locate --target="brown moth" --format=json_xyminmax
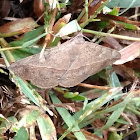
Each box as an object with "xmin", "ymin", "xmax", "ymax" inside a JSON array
[{"xmin": 9, "ymin": 36, "xmax": 121, "ymax": 88}]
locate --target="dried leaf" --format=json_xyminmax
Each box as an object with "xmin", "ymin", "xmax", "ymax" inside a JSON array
[
  {"xmin": 52, "ymin": 13, "xmax": 72, "ymax": 35},
  {"xmin": 79, "ymin": 0, "xmax": 104, "ymax": 23},
  {"xmin": 55, "ymin": 20, "xmax": 81, "ymax": 37},
  {"xmin": 0, "ymin": 0, "xmax": 11, "ymax": 18},
  {"xmin": 0, "ymin": 18, "xmax": 38, "ymax": 34},
  {"xmin": 47, "ymin": 13, "xmax": 71, "ymax": 46},
  {"xmin": 37, "ymin": 114, "xmax": 57, "ymax": 140},
  {"xmin": 114, "ymin": 65, "xmax": 135, "ymax": 82},
  {"xmin": 114, "ymin": 41, "xmax": 140, "ymax": 65},
  {"xmin": 33, "ymin": 0, "xmax": 48, "ymax": 23},
  {"xmin": 9, "ymin": 36, "xmax": 121, "ymax": 88},
  {"xmin": 103, "ymin": 36, "xmax": 123, "ymax": 50}
]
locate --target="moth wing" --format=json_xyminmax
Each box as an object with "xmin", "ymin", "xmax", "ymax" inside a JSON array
[
  {"xmin": 59, "ymin": 42, "xmax": 120, "ymax": 87},
  {"xmin": 9, "ymin": 40, "xmax": 80, "ymax": 88}
]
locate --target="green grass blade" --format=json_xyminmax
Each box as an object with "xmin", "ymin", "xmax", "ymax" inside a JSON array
[
  {"xmin": 49, "ymin": 91, "xmax": 86, "ymax": 140},
  {"xmin": 37, "ymin": 115, "xmax": 57, "ymax": 140},
  {"xmin": 95, "ymin": 91, "xmax": 134, "ymax": 133},
  {"xmin": 73, "ymin": 87, "xmax": 121, "ymax": 120},
  {"xmin": 26, "ymin": 110, "xmax": 40, "ymax": 127},
  {"xmin": 14, "ymin": 127, "xmax": 28, "ymax": 140},
  {"xmin": 13, "ymin": 76, "xmax": 40, "ymax": 106},
  {"xmin": 10, "ymin": 26, "xmax": 44, "ymax": 47},
  {"xmin": 58, "ymin": 88, "xmax": 121, "ymax": 139},
  {"xmin": 22, "ymin": 32, "xmax": 47, "ymax": 48},
  {"xmin": 85, "ymin": 0, "xmax": 88, "ymax": 20},
  {"xmin": 107, "ymin": 67, "xmax": 122, "ymax": 100}
]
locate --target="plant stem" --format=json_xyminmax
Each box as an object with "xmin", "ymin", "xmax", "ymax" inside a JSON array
[
  {"xmin": 0, "ymin": 38, "xmax": 15, "ymax": 63},
  {"xmin": 126, "ymin": 106, "xmax": 140, "ymax": 116},
  {"xmin": 80, "ymin": 0, "xmax": 109, "ymax": 28},
  {"xmin": 82, "ymin": 29, "xmax": 140, "ymax": 41},
  {"xmin": 0, "ymin": 46, "xmax": 22, "ymax": 52}
]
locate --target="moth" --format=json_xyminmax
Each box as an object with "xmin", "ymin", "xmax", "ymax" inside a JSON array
[{"xmin": 9, "ymin": 36, "xmax": 121, "ymax": 88}]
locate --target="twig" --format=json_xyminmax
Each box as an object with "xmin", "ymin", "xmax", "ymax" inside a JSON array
[{"xmin": 78, "ymin": 83, "xmax": 112, "ymax": 90}]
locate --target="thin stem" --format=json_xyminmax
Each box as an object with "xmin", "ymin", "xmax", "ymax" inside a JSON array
[
  {"xmin": 85, "ymin": 0, "xmax": 88, "ymax": 21},
  {"xmin": 0, "ymin": 46, "xmax": 22, "ymax": 52},
  {"xmin": 78, "ymin": 83, "xmax": 112, "ymax": 90},
  {"xmin": 125, "ymin": 106, "xmax": 140, "ymax": 116},
  {"xmin": 80, "ymin": 0, "xmax": 109, "ymax": 28},
  {"xmin": 82, "ymin": 29, "xmax": 140, "ymax": 41},
  {"xmin": 0, "ymin": 38, "xmax": 15, "ymax": 63}
]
